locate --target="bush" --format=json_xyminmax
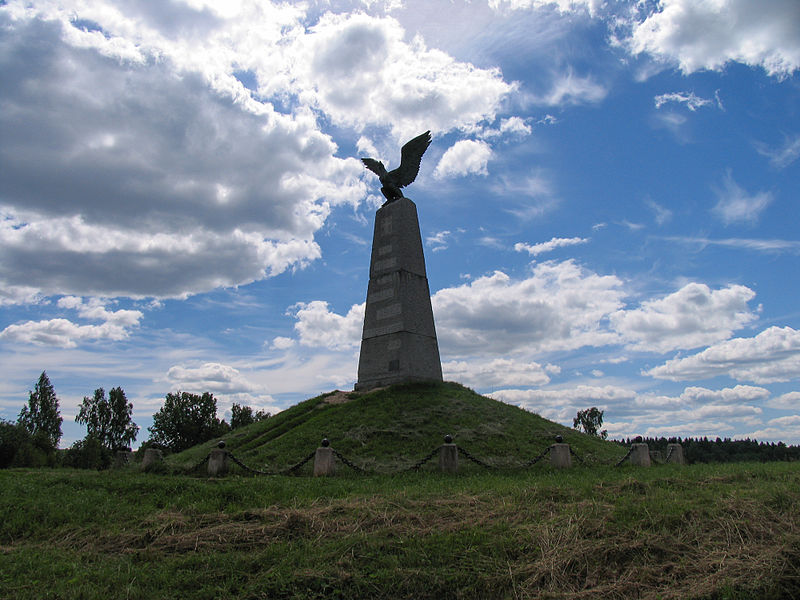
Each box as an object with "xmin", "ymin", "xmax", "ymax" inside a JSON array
[
  {"xmin": 0, "ymin": 420, "xmax": 58, "ymax": 468},
  {"xmin": 62, "ymin": 436, "xmax": 114, "ymax": 470}
]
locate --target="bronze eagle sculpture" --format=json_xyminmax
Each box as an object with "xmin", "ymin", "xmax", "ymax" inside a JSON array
[{"xmin": 362, "ymin": 130, "xmax": 431, "ymax": 203}]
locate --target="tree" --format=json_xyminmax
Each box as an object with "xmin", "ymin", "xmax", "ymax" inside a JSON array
[
  {"xmin": 148, "ymin": 391, "xmax": 227, "ymax": 452},
  {"xmin": 76, "ymin": 387, "xmax": 139, "ymax": 450},
  {"xmin": 573, "ymin": 407, "xmax": 607, "ymax": 439},
  {"xmin": 18, "ymin": 371, "xmax": 62, "ymax": 448},
  {"xmin": 230, "ymin": 403, "xmax": 271, "ymax": 429}
]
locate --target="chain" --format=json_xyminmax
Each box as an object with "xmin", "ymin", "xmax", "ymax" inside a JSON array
[
  {"xmin": 614, "ymin": 446, "xmax": 634, "ymax": 467},
  {"xmin": 331, "ymin": 449, "xmax": 367, "ymax": 473},
  {"xmin": 457, "ymin": 446, "xmax": 493, "ymax": 469},
  {"xmin": 405, "ymin": 447, "xmax": 440, "ymax": 472},
  {"xmin": 568, "ymin": 447, "xmax": 585, "ymax": 465},
  {"xmin": 191, "ymin": 454, "xmax": 210, "ymax": 471},
  {"xmin": 227, "ymin": 452, "xmax": 277, "ymax": 475},
  {"xmin": 523, "ymin": 446, "xmax": 552, "ymax": 467},
  {"xmin": 282, "ymin": 450, "xmax": 317, "ymax": 475}
]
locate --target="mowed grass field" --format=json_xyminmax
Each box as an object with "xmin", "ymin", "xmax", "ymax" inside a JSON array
[{"xmin": 2, "ymin": 462, "xmax": 800, "ymax": 599}]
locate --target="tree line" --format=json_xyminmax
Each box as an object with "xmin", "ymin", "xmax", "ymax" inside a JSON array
[
  {"xmin": 573, "ymin": 406, "xmax": 800, "ymax": 463},
  {"xmin": 0, "ymin": 371, "xmax": 269, "ymax": 469}
]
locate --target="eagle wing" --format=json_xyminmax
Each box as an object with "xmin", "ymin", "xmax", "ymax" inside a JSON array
[
  {"xmin": 361, "ymin": 158, "xmax": 387, "ymax": 179},
  {"xmin": 393, "ymin": 130, "xmax": 432, "ymax": 188}
]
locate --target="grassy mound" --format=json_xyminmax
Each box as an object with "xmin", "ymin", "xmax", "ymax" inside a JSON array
[{"xmin": 170, "ymin": 381, "xmax": 626, "ymax": 472}]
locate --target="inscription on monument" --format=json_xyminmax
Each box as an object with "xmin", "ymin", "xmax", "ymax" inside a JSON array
[{"xmin": 368, "ymin": 288, "xmax": 395, "ymax": 303}]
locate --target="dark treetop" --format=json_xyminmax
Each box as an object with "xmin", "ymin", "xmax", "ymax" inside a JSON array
[{"xmin": 362, "ymin": 130, "xmax": 431, "ymax": 203}]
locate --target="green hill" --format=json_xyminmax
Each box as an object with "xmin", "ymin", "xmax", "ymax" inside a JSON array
[{"xmin": 169, "ymin": 381, "xmax": 627, "ymax": 472}]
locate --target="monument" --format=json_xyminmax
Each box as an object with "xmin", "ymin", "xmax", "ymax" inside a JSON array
[{"xmin": 355, "ymin": 131, "xmax": 443, "ymax": 391}]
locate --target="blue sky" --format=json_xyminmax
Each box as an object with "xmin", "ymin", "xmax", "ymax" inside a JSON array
[{"xmin": 1, "ymin": 0, "xmax": 799, "ymax": 448}]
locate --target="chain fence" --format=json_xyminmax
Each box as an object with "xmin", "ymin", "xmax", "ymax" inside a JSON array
[{"xmin": 184, "ymin": 436, "xmax": 679, "ymax": 477}]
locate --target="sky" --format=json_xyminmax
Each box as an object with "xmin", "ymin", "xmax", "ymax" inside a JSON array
[{"xmin": 1, "ymin": 0, "xmax": 799, "ymax": 448}]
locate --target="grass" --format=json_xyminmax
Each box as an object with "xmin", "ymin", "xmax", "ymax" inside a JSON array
[
  {"xmin": 2, "ymin": 462, "xmax": 800, "ymax": 599},
  {"xmin": 169, "ymin": 382, "xmax": 626, "ymax": 473}
]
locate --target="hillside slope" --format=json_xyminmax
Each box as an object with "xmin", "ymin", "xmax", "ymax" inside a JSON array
[{"xmin": 170, "ymin": 381, "xmax": 626, "ymax": 472}]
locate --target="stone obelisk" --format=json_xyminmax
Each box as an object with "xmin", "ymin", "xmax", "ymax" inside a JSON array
[{"xmin": 355, "ymin": 196, "xmax": 443, "ymax": 391}]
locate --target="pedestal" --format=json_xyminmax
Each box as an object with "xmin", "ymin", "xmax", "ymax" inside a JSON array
[
  {"xmin": 630, "ymin": 443, "xmax": 651, "ymax": 467},
  {"xmin": 207, "ymin": 448, "xmax": 229, "ymax": 476},
  {"xmin": 550, "ymin": 443, "xmax": 572, "ymax": 468},
  {"xmin": 439, "ymin": 443, "xmax": 458, "ymax": 473},
  {"xmin": 313, "ymin": 447, "xmax": 336, "ymax": 477},
  {"xmin": 666, "ymin": 443, "xmax": 686, "ymax": 465}
]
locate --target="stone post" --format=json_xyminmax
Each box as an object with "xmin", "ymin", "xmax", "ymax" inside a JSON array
[
  {"xmin": 355, "ymin": 197, "xmax": 443, "ymax": 390},
  {"xmin": 666, "ymin": 443, "xmax": 686, "ymax": 465},
  {"xmin": 439, "ymin": 443, "xmax": 458, "ymax": 473},
  {"xmin": 550, "ymin": 443, "xmax": 572, "ymax": 468},
  {"xmin": 629, "ymin": 443, "xmax": 651, "ymax": 467},
  {"xmin": 142, "ymin": 448, "xmax": 163, "ymax": 469},
  {"xmin": 314, "ymin": 439, "xmax": 335, "ymax": 477},
  {"xmin": 207, "ymin": 448, "xmax": 229, "ymax": 477},
  {"xmin": 114, "ymin": 450, "xmax": 132, "ymax": 468}
]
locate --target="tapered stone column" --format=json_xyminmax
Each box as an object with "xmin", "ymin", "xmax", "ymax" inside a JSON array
[{"xmin": 355, "ymin": 197, "xmax": 442, "ymax": 390}]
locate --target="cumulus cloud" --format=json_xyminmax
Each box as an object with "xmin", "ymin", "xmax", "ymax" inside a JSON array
[
  {"xmin": 0, "ymin": 4, "xmax": 519, "ymax": 303},
  {"xmin": 610, "ymin": 283, "xmax": 758, "ymax": 353},
  {"xmin": 514, "ymin": 236, "xmax": 589, "ymax": 257},
  {"xmin": 767, "ymin": 392, "xmax": 800, "ymax": 410},
  {"xmin": 711, "ymin": 172, "xmax": 773, "ymax": 225},
  {"xmin": 645, "ymin": 326, "xmax": 800, "ymax": 384},
  {"xmin": 292, "ymin": 12, "xmax": 514, "ymax": 138},
  {"xmin": 0, "ymin": 13, "xmax": 360, "ymax": 300},
  {"xmin": 489, "ymin": 0, "xmax": 603, "ymax": 18},
  {"xmin": 443, "ymin": 358, "xmax": 558, "ymax": 388},
  {"xmin": 0, "ymin": 297, "xmax": 143, "ymax": 348},
  {"xmin": 432, "ymin": 260, "xmax": 625, "ymax": 357},
  {"xmin": 490, "ymin": 384, "xmax": 636, "ymax": 422},
  {"xmin": 290, "ymin": 301, "xmax": 364, "ymax": 350},
  {"xmin": 628, "ymin": 0, "xmax": 800, "ymax": 77},
  {"xmin": 434, "ymin": 140, "xmax": 493, "ymax": 178},
  {"xmin": 166, "ymin": 362, "xmax": 263, "ymax": 395}
]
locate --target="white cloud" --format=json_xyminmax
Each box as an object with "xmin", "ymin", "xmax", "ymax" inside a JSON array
[
  {"xmin": 755, "ymin": 135, "xmax": 800, "ymax": 169},
  {"xmin": 664, "ymin": 236, "xmax": 800, "ymax": 254},
  {"xmin": 489, "ymin": 0, "xmax": 603, "ymax": 18},
  {"xmin": 654, "ymin": 91, "xmax": 712, "ymax": 111},
  {"xmin": 645, "ymin": 326, "xmax": 800, "ymax": 384},
  {"xmin": 767, "ymin": 392, "xmax": 800, "ymax": 410},
  {"xmin": 434, "ymin": 140, "xmax": 493, "ymax": 178},
  {"xmin": 628, "ymin": 0, "xmax": 800, "ymax": 77},
  {"xmin": 610, "ymin": 283, "xmax": 757, "ymax": 353},
  {"xmin": 530, "ymin": 69, "xmax": 607, "ymax": 106},
  {"xmin": 514, "ymin": 236, "xmax": 589, "ymax": 256},
  {"xmin": 443, "ymin": 358, "xmax": 557, "ymax": 388},
  {"xmin": 645, "ymin": 198, "xmax": 672, "ymax": 225},
  {"xmin": 166, "ymin": 362, "xmax": 264, "ymax": 395},
  {"xmin": 0, "ymin": 297, "xmax": 142, "ymax": 348},
  {"xmin": 500, "ymin": 116, "xmax": 533, "ymax": 136},
  {"xmin": 271, "ymin": 336, "xmax": 296, "ymax": 350},
  {"xmin": 426, "ymin": 230, "xmax": 452, "ymax": 252},
  {"xmin": 432, "ymin": 260, "xmax": 625, "ymax": 357},
  {"xmin": 290, "ymin": 301, "xmax": 365, "ymax": 350},
  {"xmin": 0, "ymin": 4, "xmax": 520, "ymax": 304},
  {"xmin": 292, "ymin": 12, "xmax": 514, "ymax": 138},
  {"xmin": 712, "ymin": 172, "xmax": 773, "ymax": 225}
]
